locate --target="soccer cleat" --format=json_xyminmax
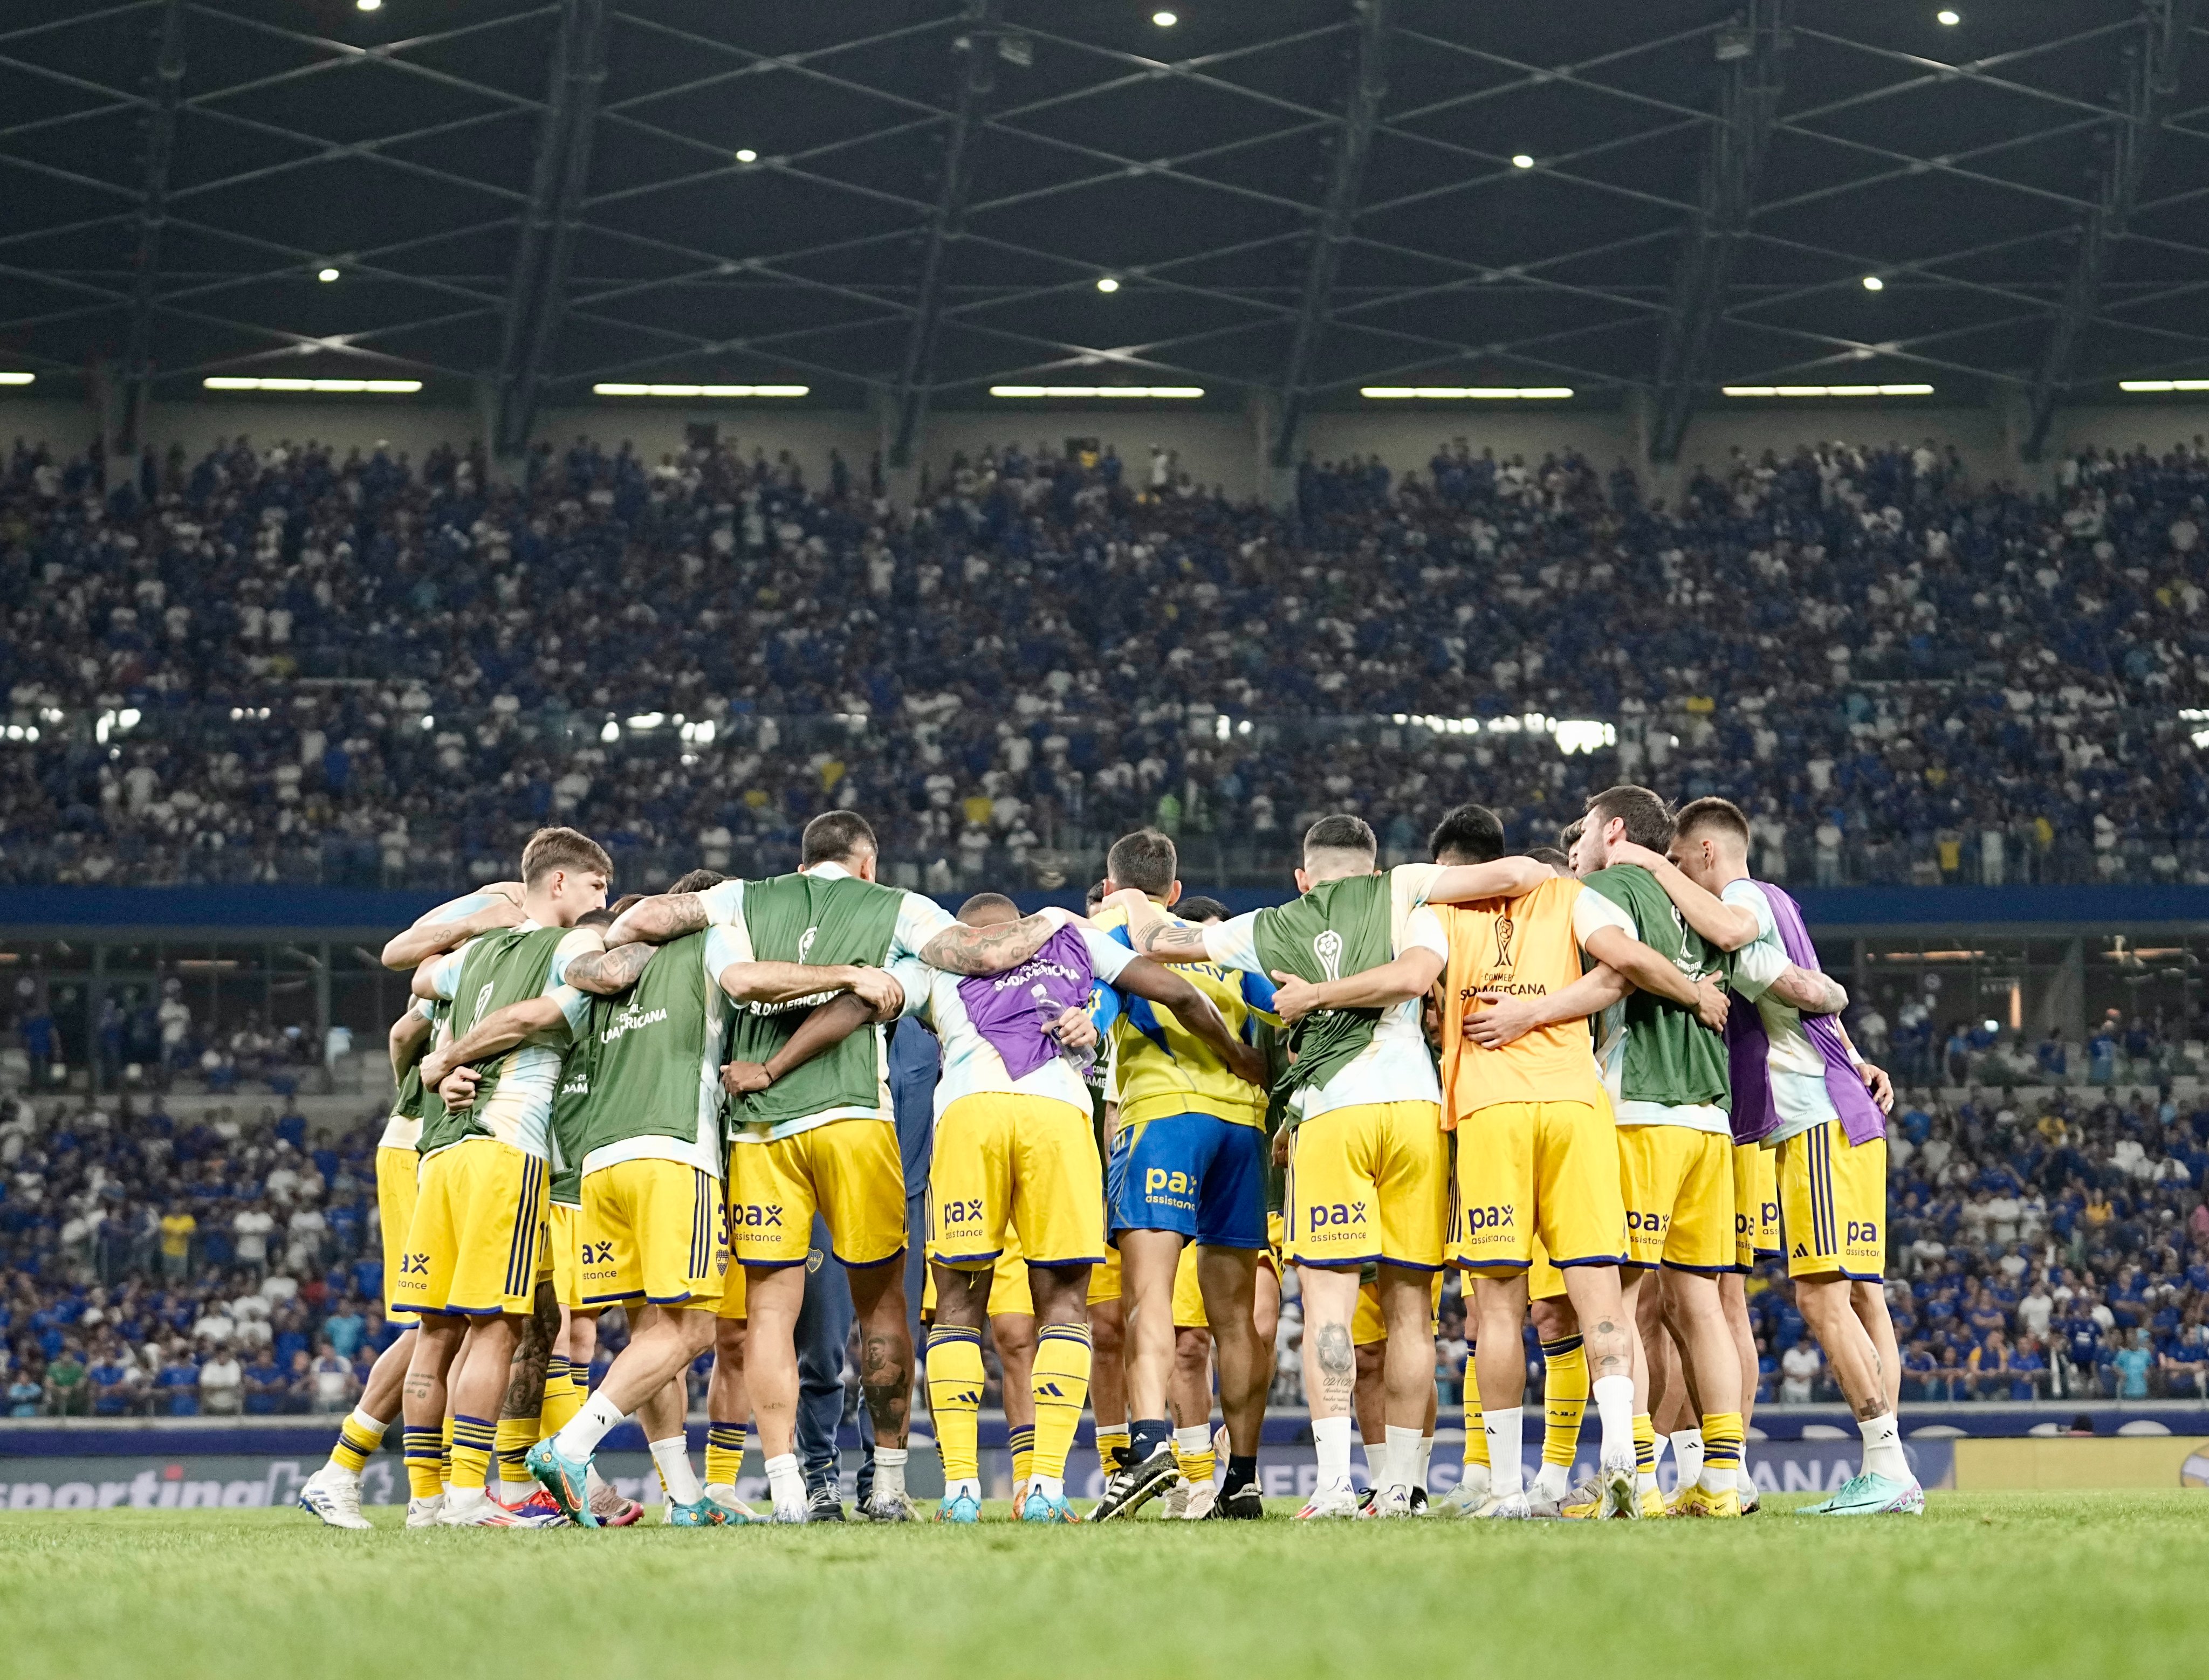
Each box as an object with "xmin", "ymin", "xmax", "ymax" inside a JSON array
[
  {"xmin": 1006, "ymin": 1480, "xmax": 1027, "ymax": 1521},
  {"xmin": 1368, "ymin": 1484, "xmax": 1414, "ymax": 1519},
  {"xmin": 1294, "ymin": 1480, "xmax": 1361, "ymax": 1520},
  {"xmin": 1202, "ymin": 1484, "xmax": 1264, "ymax": 1520},
  {"xmin": 438, "ymin": 1494, "xmax": 522, "ymax": 1527},
  {"xmin": 405, "ymin": 1495, "xmax": 446, "ymax": 1529},
  {"xmin": 297, "ymin": 1466, "xmax": 372, "ymax": 1531},
  {"xmin": 1472, "ymin": 1491, "xmax": 1532, "ymax": 1519},
  {"xmin": 1019, "ymin": 1486, "xmax": 1083, "ymax": 1524},
  {"xmin": 1089, "ymin": 1442, "xmax": 1179, "ymax": 1522},
  {"xmin": 1163, "ymin": 1479, "xmax": 1191, "ymax": 1519},
  {"xmin": 1434, "ymin": 1473, "xmax": 1491, "ymax": 1517},
  {"xmin": 1669, "ymin": 1483, "xmax": 1742, "ymax": 1519},
  {"xmin": 1533, "ymin": 1480, "xmax": 1600, "ymax": 1520},
  {"xmin": 1597, "ymin": 1459, "xmax": 1641, "ymax": 1520},
  {"xmin": 1181, "ymin": 1481, "xmax": 1219, "ymax": 1520},
  {"xmin": 1639, "ymin": 1488, "xmax": 1666, "ymax": 1518},
  {"xmin": 524, "ymin": 1440, "xmax": 598, "ymax": 1530},
  {"xmin": 667, "ymin": 1496, "xmax": 732, "ymax": 1527},
  {"xmin": 936, "ymin": 1491, "xmax": 983, "ymax": 1525},
  {"xmin": 1408, "ymin": 1485, "xmax": 1429, "ymax": 1516},
  {"xmin": 859, "ymin": 1491, "xmax": 920, "ymax": 1523},
  {"xmin": 704, "ymin": 1485, "xmax": 761, "ymax": 1523},
  {"xmin": 1355, "ymin": 1486, "xmax": 1378, "ymax": 1517},
  {"xmin": 1796, "ymin": 1472, "xmax": 1924, "ymax": 1518},
  {"xmin": 1738, "ymin": 1481, "xmax": 1761, "ymax": 1516},
  {"xmin": 501, "ymin": 1489, "xmax": 572, "ymax": 1528},
  {"xmin": 806, "ymin": 1485, "xmax": 847, "ymax": 1523},
  {"xmin": 770, "ymin": 1502, "xmax": 810, "ymax": 1524},
  {"xmin": 591, "ymin": 1487, "xmax": 643, "ymax": 1527}
]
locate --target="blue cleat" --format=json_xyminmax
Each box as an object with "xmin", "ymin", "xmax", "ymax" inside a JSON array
[
  {"xmin": 667, "ymin": 1496, "xmax": 733, "ymax": 1527},
  {"xmin": 1796, "ymin": 1472, "xmax": 1924, "ymax": 1517},
  {"xmin": 936, "ymin": 1491, "xmax": 982, "ymax": 1525},
  {"xmin": 1019, "ymin": 1486, "xmax": 1082, "ymax": 1524},
  {"xmin": 524, "ymin": 1438, "xmax": 598, "ymax": 1529}
]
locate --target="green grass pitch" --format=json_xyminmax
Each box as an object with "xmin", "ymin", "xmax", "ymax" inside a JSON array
[{"xmin": 4, "ymin": 1493, "xmax": 2204, "ymax": 1678}]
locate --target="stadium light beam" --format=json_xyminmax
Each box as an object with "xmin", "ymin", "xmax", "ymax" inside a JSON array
[
  {"xmin": 0, "ymin": 373, "xmax": 35, "ymax": 386},
  {"xmin": 987, "ymin": 385, "xmax": 1203, "ymax": 398},
  {"xmin": 2119, "ymin": 379, "xmax": 2209, "ymax": 392},
  {"xmin": 1937, "ymin": 9, "xmax": 1960, "ymax": 24},
  {"xmin": 1360, "ymin": 385, "xmax": 1573, "ymax": 399},
  {"xmin": 202, "ymin": 377, "xmax": 423, "ymax": 392},
  {"xmin": 1862, "ymin": 274, "xmax": 1884, "ymax": 291},
  {"xmin": 591, "ymin": 383, "xmax": 809, "ymax": 397},
  {"xmin": 1720, "ymin": 383, "xmax": 1934, "ymax": 396}
]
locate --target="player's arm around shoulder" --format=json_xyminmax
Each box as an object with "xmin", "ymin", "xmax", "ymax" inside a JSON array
[{"xmin": 1608, "ymin": 841, "xmax": 1758, "ymax": 951}]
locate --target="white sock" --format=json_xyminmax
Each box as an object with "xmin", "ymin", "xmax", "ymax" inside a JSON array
[
  {"xmin": 1737, "ymin": 1464, "xmax": 1758, "ymax": 1499},
  {"xmin": 1359, "ymin": 1436, "xmax": 1384, "ymax": 1485},
  {"xmin": 765, "ymin": 1452, "xmax": 807, "ymax": 1514},
  {"xmin": 444, "ymin": 1485, "xmax": 488, "ymax": 1511},
  {"xmin": 946, "ymin": 1476, "xmax": 982, "ymax": 1502},
  {"xmin": 1384, "ymin": 1425, "xmax": 1424, "ymax": 1492},
  {"xmin": 1031, "ymin": 1472, "xmax": 1064, "ymax": 1501},
  {"xmin": 650, "ymin": 1436, "xmax": 702, "ymax": 1507},
  {"xmin": 496, "ymin": 1478, "xmax": 536, "ymax": 1503},
  {"xmin": 1174, "ymin": 1423, "xmax": 1211, "ymax": 1458},
  {"xmin": 873, "ymin": 1446, "xmax": 908, "ymax": 1503},
  {"xmin": 1531, "ymin": 1459, "xmax": 1571, "ymax": 1501},
  {"xmin": 1458, "ymin": 1459, "xmax": 1492, "ymax": 1498},
  {"xmin": 1416, "ymin": 1434, "xmax": 1435, "ymax": 1492},
  {"xmin": 552, "ymin": 1390, "xmax": 627, "ymax": 1461},
  {"xmin": 1591, "ymin": 1375, "xmax": 1635, "ymax": 1470},
  {"xmin": 1483, "ymin": 1407, "xmax": 1525, "ymax": 1496},
  {"xmin": 1670, "ymin": 1428, "xmax": 1704, "ymax": 1492},
  {"xmin": 1858, "ymin": 1411, "xmax": 1908, "ymax": 1482},
  {"xmin": 1313, "ymin": 1415, "xmax": 1353, "ymax": 1488}
]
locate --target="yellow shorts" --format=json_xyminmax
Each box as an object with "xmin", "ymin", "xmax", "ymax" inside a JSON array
[
  {"xmin": 1172, "ymin": 1244, "xmax": 1206, "ymax": 1329},
  {"xmin": 1616, "ymin": 1125, "xmax": 1734, "ymax": 1272},
  {"xmin": 1452, "ymin": 1099, "xmax": 1626, "ymax": 1276},
  {"xmin": 549, "ymin": 1201, "xmax": 585, "ymax": 1312},
  {"xmin": 716, "ymin": 1256, "xmax": 749, "ymax": 1321},
  {"xmin": 393, "ymin": 1139, "xmax": 549, "ymax": 1319},
  {"xmin": 1527, "ymin": 1236, "xmax": 1567, "ymax": 1302},
  {"xmin": 580, "ymin": 1159, "xmax": 727, "ymax": 1311},
  {"xmin": 1088, "ymin": 1244, "xmax": 1122, "ymax": 1307},
  {"xmin": 1282, "ymin": 1102, "xmax": 1447, "ymax": 1270},
  {"xmin": 923, "ymin": 1230, "xmax": 1035, "ymax": 1320},
  {"xmin": 375, "ymin": 1146, "xmax": 421, "ymax": 1327},
  {"xmin": 1352, "ymin": 1271, "xmax": 1444, "ymax": 1345},
  {"xmin": 730, "ymin": 1117, "xmax": 906, "ymax": 1269},
  {"xmin": 1733, "ymin": 1141, "xmax": 1780, "ymax": 1270},
  {"xmin": 1778, "ymin": 1121, "xmax": 1887, "ymax": 1281},
  {"xmin": 926, "ymin": 1093, "xmax": 1107, "ymax": 1270}
]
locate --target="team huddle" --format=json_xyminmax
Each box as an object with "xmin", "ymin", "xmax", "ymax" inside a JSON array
[{"xmin": 293, "ymin": 786, "xmax": 1918, "ymax": 1529}]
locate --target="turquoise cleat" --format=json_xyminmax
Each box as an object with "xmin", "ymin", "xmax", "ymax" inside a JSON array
[
  {"xmin": 668, "ymin": 1496, "xmax": 735, "ymax": 1527},
  {"xmin": 1796, "ymin": 1472, "xmax": 1924, "ymax": 1517},
  {"xmin": 935, "ymin": 1491, "xmax": 982, "ymax": 1525},
  {"xmin": 524, "ymin": 1438, "xmax": 598, "ymax": 1529},
  {"xmin": 1019, "ymin": 1486, "xmax": 1083, "ymax": 1524}
]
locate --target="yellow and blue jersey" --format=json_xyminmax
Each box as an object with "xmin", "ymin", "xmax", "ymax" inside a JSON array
[{"xmin": 1090, "ymin": 901, "xmax": 1278, "ymax": 1130}]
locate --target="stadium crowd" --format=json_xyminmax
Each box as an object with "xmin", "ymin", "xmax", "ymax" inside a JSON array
[
  {"xmin": 6, "ymin": 1077, "xmax": 2208, "ymax": 1420},
  {"xmin": 4, "ymin": 422, "xmax": 2209, "ymax": 891}
]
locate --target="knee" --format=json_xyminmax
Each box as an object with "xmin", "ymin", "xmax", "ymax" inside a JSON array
[{"xmin": 715, "ymin": 1319, "xmax": 746, "ymax": 1362}]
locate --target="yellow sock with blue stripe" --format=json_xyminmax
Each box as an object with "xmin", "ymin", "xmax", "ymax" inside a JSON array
[
  {"xmin": 495, "ymin": 1416, "xmax": 536, "ymax": 1490},
  {"xmin": 1700, "ymin": 1412, "xmax": 1744, "ymax": 1495},
  {"xmin": 1030, "ymin": 1323, "xmax": 1093, "ymax": 1498},
  {"xmin": 538, "ymin": 1357, "xmax": 581, "ymax": 1440},
  {"xmin": 1095, "ymin": 1423, "xmax": 1131, "ymax": 1475},
  {"xmin": 1540, "ymin": 1336, "xmax": 1587, "ymax": 1467},
  {"xmin": 927, "ymin": 1326, "xmax": 986, "ymax": 1496},
  {"xmin": 1007, "ymin": 1424, "xmax": 1035, "ymax": 1489},
  {"xmin": 440, "ymin": 1412, "xmax": 456, "ymax": 1490},
  {"xmin": 706, "ymin": 1422, "xmax": 748, "ymax": 1487},
  {"xmin": 1174, "ymin": 1423, "xmax": 1215, "ymax": 1486},
  {"xmin": 402, "ymin": 1424, "xmax": 443, "ymax": 1500},
  {"xmin": 1632, "ymin": 1413, "xmax": 1657, "ymax": 1496},
  {"xmin": 331, "ymin": 1408, "xmax": 386, "ymax": 1476},
  {"xmin": 449, "ymin": 1415, "xmax": 496, "ymax": 1493}
]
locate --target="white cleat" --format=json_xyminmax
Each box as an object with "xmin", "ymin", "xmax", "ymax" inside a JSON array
[
  {"xmin": 704, "ymin": 1484, "xmax": 760, "ymax": 1521},
  {"xmin": 1435, "ymin": 1467, "xmax": 1492, "ymax": 1517},
  {"xmin": 1599, "ymin": 1457, "xmax": 1641, "ymax": 1520},
  {"xmin": 1180, "ymin": 1481, "xmax": 1219, "ymax": 1520},
  {"xmin": 1294, "ymin": 1479, "xmax": 1361, "ymax": 1520},
  {"xmin": 437, "ymin": 1493, "xmax": 520, "ymax": 1527},
  {"xmin": 770, "ymin": 1502, "xmax": 810, "ymax": 1525},
  {"xmin": 298, "ymin": 1465, "xmax": 372, "ymax": 1531},
  {"xmin": 1473, "ymin": 1491, "xmax": 1533, "ymax": 1520},
  {"xmin": 405, "ymin": 1495, "xmax": 447, "ymax": 1528},
  {"xmin": 1737, "ymin": 1469, "xmax": 1761, "ymax": 1514},
  {"xmin": 1368, "ymin": 1484, "xmax": 1415, "ymax": 1519},
  {"xmin": 1163, "ymin": 1479, "xmax": 1192, "ymax": 1519}
]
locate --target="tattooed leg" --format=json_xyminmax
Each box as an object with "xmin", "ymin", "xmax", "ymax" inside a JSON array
[{"xmin": 849, "ymin": 1255, "xmax": 914, "ymax": 1447}]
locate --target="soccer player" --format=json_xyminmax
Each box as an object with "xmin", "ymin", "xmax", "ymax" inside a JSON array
[
  {"xmin": 1603, "ymin": 796, "xmax": 1914, "ymax": 1516},
  {"xmin": 1423, "ymin": 800, "xmax": 1723, "ymax": 1519},
  {"xmin": 605, "ymin": 810, "xmax": 1080, "ymax": 1521},
  {"xmin": 1088, "ymin": 832, "xmax": 1274, "ymax": 1522},
  {"xmin": 395, "ymin": 826, "xmax": 610, "ymax": 1525},
  {"xmin": 1110, "ymin": 814, "xmax": 1547, "ymax": 1518},
  {"xmin": 914, "ymin": 890, "xmax": 1248, "ymax": 1523},
  {"xmin": 296, "ymin": 995, "xmax": 438, "ymax": 1527},
  {"xmin": 522, "ymin": 868, "xmax": 759, "ymax": 1527}
]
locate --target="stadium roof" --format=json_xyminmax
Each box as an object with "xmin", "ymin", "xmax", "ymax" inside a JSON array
[{"xmin": 5, "ymin": 0, "xmax": 2209, "ymax": 458}]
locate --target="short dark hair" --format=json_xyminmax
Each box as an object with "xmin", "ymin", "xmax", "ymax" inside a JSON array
[
  {"xmin": 668, "ymin": 868, "xmax": 728, "ymax": 894},
  {"xmin": 1526, "ymin": 845, "xmax": 1570, "ymax": 871},
  {"xmin": 607, "ymin": 892, "xmax": 644, "ymax": 920},
  {"xmin": 1674, "ymin": 796, "xmax": 1751, "ymax": 851},
  {"xmin": 1107, "ymin": 828, "xmax": 1177, "ymax": 895},
  {"xmin": 1085, "ymin": 878, "xmax": 1110, "ymax": 912},
  {"xmin": 575, "ymin": 908, "xmax": 619, "ymax": 930},
  {"xmin": 1429, "ymin": 803, "xmax": 1505, "ymax": 864},
  {"xmin": 1302, "ymin": 814, "xmax": 1376, "ymax": 864},
  {"xmin": 1176, "ymin": 895, "xmax": 1231, "ymax": 924},
  {"xmin": 801, "ymin": 810, "xmax": 877, "ymax": 868},
  {"xmin": 520, "ymin": 825, "xmax": 612, "ymax": 885},
  {"xmin": 1558, "ymin": 818, "xmax": 1584, "ymax": 851},
  {"xmin": 957, "ymin": 891, "xmax": 1019, "ymax": 924},
  {"xmin": 1585, "ymin": 785, "xmax": 1673, "ymax": 850}
]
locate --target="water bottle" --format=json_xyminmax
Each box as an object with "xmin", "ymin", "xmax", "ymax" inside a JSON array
[{"xmin": 1032, "ymin": 982, "xmax": 1093, "ymax": 1078}]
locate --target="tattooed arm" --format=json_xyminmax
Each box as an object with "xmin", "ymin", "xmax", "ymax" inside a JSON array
[
  {"xmin": 1604, "ymin": 842, "xmax": 1759, "ymax": 951},
  {"xmin": 389, "ymin": 1005, "xmax": 434, "ymax": 1082},
  {"xmin": 1102, "ymin": 890, "xmax": 1214, "ymax": 964},
  {"xmin": 380, "ymin": 884, "xmax": 524, "ymax": 970},
  {"xmin": 916, "ymin": 906, "xmax": 1075, "ymax": 976},
  {"xmin": 565, "ymin": 940, "xmax": 660, "ymax": 997},
  {"xmin": 419, "ymin": 995, "xmax": 568, "ymax": 1090},
  {"xmin": 1768, "ymin": 964, "xmax": 1848, "ymax": 1016},
  {"xmin": 603, "ymin": 890, "xmax": 710, "ymax": 949}
]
